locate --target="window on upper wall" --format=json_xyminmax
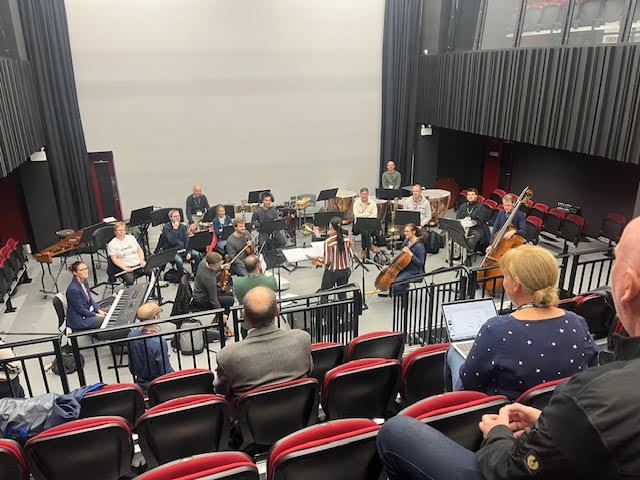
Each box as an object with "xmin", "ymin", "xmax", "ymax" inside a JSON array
[
  {"xmin": 629, "ymin": 0, "xmax": 640, "ymax": 42},
  {"xmin": 481, "ymin": 0, "xmax": 523, "ymax": 49},
  {"xmin": 520, "ymin": 0, "xmax": 571, "ymax": 47},
  {"xmin": 568, "ymin": 0, "xmax": 631, "ymax": 45},
  {"xmin": 452, "ymin": 0, "xmax": 482, "ymax": 50}
]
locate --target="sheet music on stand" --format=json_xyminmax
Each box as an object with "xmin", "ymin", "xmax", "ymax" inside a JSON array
[{"xmin": 281, "ymin": 243, "xmax": 324, "ymax": 263}]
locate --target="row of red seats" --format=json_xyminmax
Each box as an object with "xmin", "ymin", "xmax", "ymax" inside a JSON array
[
  {"xmin": 4, "ymin": 377, "xmax": 567, "ymax": 480},
  {"xmin": 0, "ymin": 238, "xmax": 29, "ymax": 311}
]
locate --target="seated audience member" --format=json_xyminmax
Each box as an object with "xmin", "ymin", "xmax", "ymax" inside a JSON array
[
  {"xmin": 107, "ymin": 221, "xmax": 147, "ymax": 285},
  {"xmin": 212, "ymin": 204, "xmax": 233, "ymax": 250},
  {"xmin": 377, "ymin": 217, "xmax": 640, "ymax": 480},
  {"xmin": 192, "ymin": 252, "xmax": 234, "ymax": 337},
  {"xmin": 214, "ymin": 286, "xmax": 312, "ymax": 415},
  {"xmin": 225, "ymin": 218, "xmax": 251, "ymax": 277},
  {"xmin": 445, "ymin": 245, "xmax": 599, "ymax": 400},
  {"xmin": 233, "ymin": 254, "xmax": 278, "ymax": 337},
  {"xmin": 65, "ymin": 261, "xmax": 108, "ymax": 330},
  {"xmin": 162, "ymin": 209, "xmax": 201, "ymax": 277},
  {"xmin": 456, "ymin": 187, "xmax": 489, "ymax": 252},
  {"xmin": 127, "ymin": 302, "xmax": 174, "ymax": 394},
  {"xmin": 486, "ymin": 193, "xmax": 526, "ymax": 253},
  {"xmin": 186, "ymin": 184, "xmax": 210, "ymax": 226},
  {"xmin": 0, "ymin": 340, "xmax": 25, "ymax": 399}
]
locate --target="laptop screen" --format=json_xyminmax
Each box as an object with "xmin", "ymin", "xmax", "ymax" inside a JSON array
[{"xmin": 442, "ymin": 298, "xmax": 498, "ymax": 342}]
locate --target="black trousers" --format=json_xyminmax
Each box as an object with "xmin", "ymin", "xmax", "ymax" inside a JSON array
[{"xmin": 320, "ymin": 268, "xmax": 351, "ymax": 303}]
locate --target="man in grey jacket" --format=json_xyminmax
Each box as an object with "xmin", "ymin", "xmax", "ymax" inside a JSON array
[{"xmin": 214, "ymin": 286, "xmax": 313, "ymax": 415}]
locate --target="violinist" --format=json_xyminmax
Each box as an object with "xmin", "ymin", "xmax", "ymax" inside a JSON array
[
  {"xmin": 225, "ymin": 218, "xmax": 251, "ymax": 277},
  {"xmin": 380, "ymin": 223, "xmax": 426, "ymax": 295},
  {"xmin": 192, "ymin": 252, "xmax": 234, "ymax": 337},
  {"xmin": 314, "ymin": 216, "xmax": 354, "ymax": 303},
  {"xmin": 486, "ymin": 194, "xmax": 526, "ymax": 254},
  {"xmin": 212, "ymin": 204, "xmax": 232, "ymax": 250}
]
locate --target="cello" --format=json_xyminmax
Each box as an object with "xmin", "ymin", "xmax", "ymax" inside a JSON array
[
  {"xmin": 374, "ymin": 231, "xmax": 427, "ymax": 291},
  {"xmin": 477, "ymin": 186, "xmax": 533, "ymax": 293}
]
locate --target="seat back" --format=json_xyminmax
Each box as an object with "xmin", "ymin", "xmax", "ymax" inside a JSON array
[
  {"xmin": 525, "ymin": 216, "xmax": 542, "ymax": 243},
  {"xmin": 135, "ymin": 451, "xmax": 258, "ymax": 480},
  {"xmin": 575, "ymin": 292, "xmax": 616, "ymax": 340},
  {"xmin": 80, "ymin": 383, "xmax": 145, "ymax": 426},
  {"xmin": 268, "ymin": 419, "xmax": 382, "ymax": 480},
  {"xmin": 600, "ymin": 213, "xmax": 626, "ymax": 242},
  {"xmin": 347, "ymin": 331, "xmax": 404, "ymax": 361},
  {"xmin": 310, "ymin": 342, "xmax": 345, "ymax": 384},
  {"xmin": 489, "ymin": 189, "xmax": 505, "ymax": 204},
  {"xmin": 515, "ymin": 378, "xmax": 568, "ymax": 409},
  {"xmin": 401, "ymin": 343, "xmax": 450, "ymax": 406},
  {"xmin": 136, "ymin": 394, "xmax": 230, "ymax": 468},
  {"xmin": 399, "ymin": 392, "xmax": 509, "ymax": 451},
  {"xmin": 542, "ymin": 208, "xmax": 565, "ymax": 234},
  {"xmin": 93, "ymin": 225, "xmax": 116, "ymax": 251},
  {"xmin": 148, "ymin": 368, "xmax": 215, "ymax": 406},
  {"xmin": 236, "ymin": 378, "xmax": 319, "ymax": 453},
  {"xmin": 0, "ymin": 439, "xmax": 28, "ymax": 480},
  {"xmin": 559, "ymin": 214, "xmax": 584, "ymax": 245},
  {"xmin": 530, "ymin": 203, "xmax": 549, "ymax": 220},
  {"xmin": 25, "ymin": 416, "xmax": 132, "ymax": 480},
  {"xmin": 322, "ymin": 359, "xmax": 401, "ymax": 420},
  {"xmin": 52, "ymin": 293, "xmax": 67, "ymax": 330}
]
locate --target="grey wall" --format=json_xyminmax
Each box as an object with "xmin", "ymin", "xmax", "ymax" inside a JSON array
[{"xmin": 65, "ymin": 0, "xmax": 384, "ymax": 215}]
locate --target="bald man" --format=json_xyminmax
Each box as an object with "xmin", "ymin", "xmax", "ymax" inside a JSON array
[
  {"xmin": 214, "ymin": 286, "xmax": 312, "ymax": 415},
  {"xmin": 378, "ymin": 217, "xmax": 640, "ymax": 479},
  {"xmin": 127, "ymin": 302, "xmax": 174, "ymax": 394},
  {"xmin": 186, "ymin": 184, "xmax": 210, "ymax": 225}
]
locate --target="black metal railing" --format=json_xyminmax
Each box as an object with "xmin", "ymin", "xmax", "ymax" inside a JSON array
[
  {"xmin": 565, "ymin": 246, "xmax": 614, "ymax": 296},
  {"xmin": 391, "ymin": 266, "xmax": 470, "ymax": 345}
]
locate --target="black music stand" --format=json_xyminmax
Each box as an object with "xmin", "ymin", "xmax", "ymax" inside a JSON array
[
  {"xmin": 221, "ymin": 226, "xmax": 235, "ymax": 241},
  {"xmin": 150, "ymin": 208, "xmax": 184, "ymax": 227},
  {"xmin": 317, "ymin": 188, "xmax": 338, "ymax": 212},
  {"xmin": 353, "ymin": 217, "xmax": 382, "ymax": 260},
  {"xmin": 129, "ymin": 206, "xmax": 153, "ymax": 256},
  {"xmin": 376, "ymin": 188, "xmax": 410, "ymax": 234},
  {"xmin": 264, "ymin": 248, "xmax": 288, "ymax": 300},
  {"xmin": 439, "ymin": 218, "xmax": 474, "ymax": 266},
  {"xmin": 224, "ymin": 205, "xmax": 236, "ymax": 219},
  {"xmin": 80, "ymin": 222, "xmax": 114, "ymax": 288},
  {"xmin": 314, "ymin": 211, "xmax": 344, "ymax": 227},
  {"xmin": 248, "ymin": 190, "xmax": 271, "ymax": 204},
  {"xmin": 396, "ymin": 210, "xmax": 420, "ymax": 227},
  {"xmin": 351, "ymin": 248, "xmax": 370, "ymax": 310},
  {"xmin": 187, "ymin": 231, "xmax": 214, "ymax": 252},
  {"xmin": 258, "ymin": 218, "xmax": 287, "ymax": 254},
  {"xmin": 144, "ymin": 247, "xmax": 179, "ymax": 306},
  {"xmin": 202, "ymin": 207, "xmax": 217, "ymax": 223}
]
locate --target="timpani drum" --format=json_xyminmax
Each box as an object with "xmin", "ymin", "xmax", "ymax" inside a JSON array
[
  {"xmin": 373, "ymin": 197, "xmax": 388, "ymax": 224},
  {"xmin": 328, "ymin": 189, "xmax": 356, "ymax": 224},
  {"xmin": 423, "ymin": 188, "xmax": 451, "ymax": 226}
]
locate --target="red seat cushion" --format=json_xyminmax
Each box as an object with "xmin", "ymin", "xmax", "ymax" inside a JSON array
[
  {"xmin": 268, "ymin": 419, "xmax": 379, "ymax": 479},
  {"xmin": 27, "ymin": 416, "xmax": 131, "ymax": 443},
  {"xmin": 532, "ymin": 203, "xmax": 549, "ymax": 213},
  {"xmin": 138, "ymin": 394, "xmax": 227, "ymax": 422},
  {"xmin": 515, "ymin": 378, "xmax": 568, "ymax": 404},
  {"xmin": 548, "ymin": 208, "xmax": 566, "ymax": 219},
  {"xmin": 138, "ymin": 452, "xmax": 256, "ymax": 480},
  {"xmin": 85, "ymin": 383, "xmax": 144, "ymax": 397},
  {"xmin": 238, "ymin": 378, "xmax": 317, "ymax": 401},
  {"xmin": 526, "ymin": 216, "xmax": 542, "ymax": 229},
  {"xmin": 566, "ymin": 214, "xmax": 584, "ymax": 227},
  {"xmin": 607, "ymin": 213, "xmax": 626, "ymax": 225},
  {"xmin": 311, "ymin": 342, "xmax": 343, "ymax": 351},
  {"xmin": 151, "ymin": 368, "xmax": 213, "ymax": 384}
]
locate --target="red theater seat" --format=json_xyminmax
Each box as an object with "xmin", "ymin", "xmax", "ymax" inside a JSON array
[
  {"xmin": 347, "ymin": 331, "xmax": 404, "ymax": 361},
  {"xmin": 489, "ymin": 189, "xmax": 506, "ymax": 204},
  {"xmin": 515, "ymin": 378, "xmax": 568, "ymax": 409},
  {"xmin": 310, "ymin": 342, "xmax": 345, "ymax": 384},
  {"xmin": 80, "ymin": 383, "xmax": 145, "ymax": 426},
  {"xmin": 400, "ymin": 343, "xmax": 450, "ymax": 406},
  {"xmin": 135, "ymin": 452, "xmax": 258, "ymax": 480},
  {"xmin": 0, "ymin": 439, "xmax": 28, "ymax": 480},
  {"xmin": 147, "ymin": 368, "xmax": 215, "ymax": 406}
]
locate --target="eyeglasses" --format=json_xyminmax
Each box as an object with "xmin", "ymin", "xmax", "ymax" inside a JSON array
[{"xmin": 77, "ymin": 267, "xmax": 89, "ymax": 272}]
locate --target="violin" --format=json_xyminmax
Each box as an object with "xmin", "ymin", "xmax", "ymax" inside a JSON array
[
  {"xmin": 244, "ymin": 240, "xmax": 256, "ymax": 256},
  {"xmin": 218, "ymin": 264, "xmax": 230, "ymax": 291},
  {"xmin": 477, "ymin": 186, "xmax": 534, "ymax": 293}
]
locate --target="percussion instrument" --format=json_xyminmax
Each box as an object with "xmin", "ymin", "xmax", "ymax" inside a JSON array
[
  {"xmin": 373, "ymin": 196, "xmax": 388, "ymax": 224},
  {"xmin": 296, "ymin": 197, "xmax": 311, "ymax": 210},
  {"xmin": 279, "ymin": 207, "xmax": 297, "ymax": 233},
  {"xmin": 423, "ymin": 188, "xmax": 451, "ymax": 226},
  {"xmin": 328, "ymin": 189, "xmax": 356, "ymax": 224},
  {"xmin": 35, "ymin": 229, "xmax": 84, "ymax": 264},
  {"xmin": 234, "ymin": 203, "xmax": 259, "ymax": 214}
]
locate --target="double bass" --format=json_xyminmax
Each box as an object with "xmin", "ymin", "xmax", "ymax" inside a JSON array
[{"xmin": 477, "ymin": 186, "xmax": 534, "ymax": 292}]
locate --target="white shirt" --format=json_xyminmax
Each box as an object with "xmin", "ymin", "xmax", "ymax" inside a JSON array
[
  {"xmin": 402, "ymin": 196, "xmax": 432, "ymax": 226},
  {"xmin": 107, "ymin": 235, "xmax": 141, "ymax": 267},
  {"xmin": 353, "ymin": 197, "xmax": 378, "ymax": 218}
]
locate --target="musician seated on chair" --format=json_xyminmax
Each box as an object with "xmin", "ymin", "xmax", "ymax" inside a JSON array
[
  {"xmin": 107, "ymin": 221, "xmax": 147, "ymax": 286},
  {"xmin": 382, "ymin": 160, "xmax": 401, "ymax": 189},
  {"xmin": 381, "ymin": 223, "xmax": 426, "ymax": 295},
  {"xmin": 65, "ymin": 261, "xmax": 108, "ymax": 330},
  {"xmin": 128, "ymin": 302, "xmax": 174, "ymax": 395},
  {"xmin": 456, "ymin": 187, "xmax": 489, "ymax": 252},
  {"xmin": 251, "ymin": 192, "xmax": 286, "ymax": 251},
  {"xmin": 213, "ymin": 204, "xmax": 233, "ymax": 250},
  {"xmin": 186, "ymin": 184, "xmax": 210, "ymax": 228},
  {"xmin": 226, "ymin": 218, "xmax": 251, "ymax": 277},
  {"xmin": 401, "ymin": 184, "xmax": 432, "ymax": 228},
  {"xmin": 486, "ymin": 194, "xmax": 526, "ymax": 254},
  {"xmin": 352, "ymin": 187, "xmax": 380, "ymax": 259},
  {"xmin": 162, "ymin": 209, "xmax": 202, "ymax": 277}
]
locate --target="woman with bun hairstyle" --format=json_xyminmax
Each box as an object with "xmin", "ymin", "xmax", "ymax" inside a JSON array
[
  {"xmin": 65, "ymin": 261, "xmax": 108, "ymax": 330},
  {"xmin": 446, "ymin": 245, "xmax": 599, "ymax": 400}
]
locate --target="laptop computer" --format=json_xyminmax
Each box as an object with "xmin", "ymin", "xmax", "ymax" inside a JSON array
[{"xmin": 442, "ymin": 298, "xmax": 498, "ymax": 358}]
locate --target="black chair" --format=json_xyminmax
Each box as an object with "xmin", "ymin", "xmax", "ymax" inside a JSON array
[
  {"xmin": 236, "ymin": 378, "xmax": 319, "ymax": 453},
  {"xmin": 321, "ymin": 359, "xmax": 401, "ymax": 420},
  {"xmin": 0, "ymin": 439, "xmax": 28, "ymax": 480},
  {"xmin": 135, "ymin": 394, "xmax": 231, "ymax": 468},
  {"xmin": 399, "ymin": 392, "xmax": 509, "ymax": 451},
  {"xmin": 147, "ymin": 368, "xmax": 215, "ymax": 407},
  {"xmin": 80, "ymin": 383, "xmax": 145, "ymax": 427},
  {"xmin": 268, "ymin": 419, "xmax": 382, "ymax": 480},
  {"xmin": 600, "ymin": 213, "xmax": 626, "ymax": 245},
  {"xmin": 92, "ymin": 225, "xmax": 120, "ymax": 294},
  {"xmin": 346, "ymin": 331, "xmax": 404, "ymax": 362},
  {"xmin": 135, "ymin": 452, "xmax": 258, "ymax": 480},
  {"xmin": 400, "ymin": 343, "xmax": 450, "ymax": 406},
  {"xmin": 310, "ymin": 342, "xmax": 346, "ymax": 384},
  {"xmin": 524, "ymin": 216, "xmax": 542, "ymax": 244},
  {"xmin": 515, "ymin": 378, "xmax": 568, "ymax": 410},
  {"xmin": 24, "ymin": 416, "xmax": 133, "ymax": 480},
  {"xmin": 542, "ymin": 208, "xmax": 565, "ymax": 236}
]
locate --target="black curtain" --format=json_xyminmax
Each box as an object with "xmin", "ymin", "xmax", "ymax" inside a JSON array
[
  {"xmin": 18, "ymin": 0, "xmax": 97, "ymax": 229},
  {"xmin": 380, "ymin": 0, "xmax": 423, "ymax": 187}
]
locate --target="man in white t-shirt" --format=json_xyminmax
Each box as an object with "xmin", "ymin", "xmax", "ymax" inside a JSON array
[{"xmin": 107, "ymin": 221, "xmax": 146, "ymax": 285}]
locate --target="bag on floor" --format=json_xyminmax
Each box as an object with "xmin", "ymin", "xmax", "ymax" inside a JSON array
[
  {"xmin": 172, "ymin": 319, "xmax": 205, "ymax": 355},
  {"xmin": 164, "ymin": 268, "xmax": 181, "ymax": 284},
  {"xmin": 51, "ymin": 350, "xmax": 84, "ymax": 375}
]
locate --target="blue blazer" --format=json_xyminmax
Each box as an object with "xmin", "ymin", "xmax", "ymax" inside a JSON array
[{"xmin": 65, "ymin": 279, "xmax": 100, "ymax": 330}]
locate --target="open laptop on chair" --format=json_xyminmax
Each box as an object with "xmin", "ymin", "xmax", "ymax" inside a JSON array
[{"xmin": 442, "ymin": 298, "xmax": 498, "ymax": 358}]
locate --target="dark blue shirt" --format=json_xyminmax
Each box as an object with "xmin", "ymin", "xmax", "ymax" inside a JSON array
[
  {"xmin": 213, "ymin": 215, "xmax": 232, "ymax": 238},
  {"xmin": 491, "ymin": 209, "xmax": 526, "ymax": 239},
  {"xmin": 65, "ymin": 279, "xmax": 100, "ymax": 330},
  {"xmin": 401, "ymin": 238, "xmax": 426, "ymax": 277},
  {"xmin": 459, "ymin": 311, "xmax": 599, "ymax": 400},
  {"xmin": 127, "ymin": 328, "xmax": 174, "ymax": 394},
  {"xmin": 162, "ymin": 222, "xmax": 189, "ymax": 249}
]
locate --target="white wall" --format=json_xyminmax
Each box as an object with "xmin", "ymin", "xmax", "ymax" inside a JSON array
[{"xmin": 65, "ymin": 0, "xmax": 384, "ymax": 217}]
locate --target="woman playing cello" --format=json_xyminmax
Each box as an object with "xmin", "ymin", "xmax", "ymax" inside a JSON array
[{"xmin": 376, "ymin": 223, "xmax": 426, "ymax": 295}]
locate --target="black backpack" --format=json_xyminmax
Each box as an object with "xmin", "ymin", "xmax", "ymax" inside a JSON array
[
  {"xmin": 52, "ymin": 350, "xmax": 85, "ymax": 375},
  {"xmin": 423, "ymin": 229, "xmax": 444, "ymax": 254}
]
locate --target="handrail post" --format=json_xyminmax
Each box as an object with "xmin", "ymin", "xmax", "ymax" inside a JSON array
[
  {"xmin": 53, "ymin": 338, "xmax": 70, "ymax": 393},
  {"xmin": 567, "ymin": 253, "xmax": 580, "ymax": 296},
  {"xmin": 70, "ymin": 336, "xmax": 86, "ymax": 386}
]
